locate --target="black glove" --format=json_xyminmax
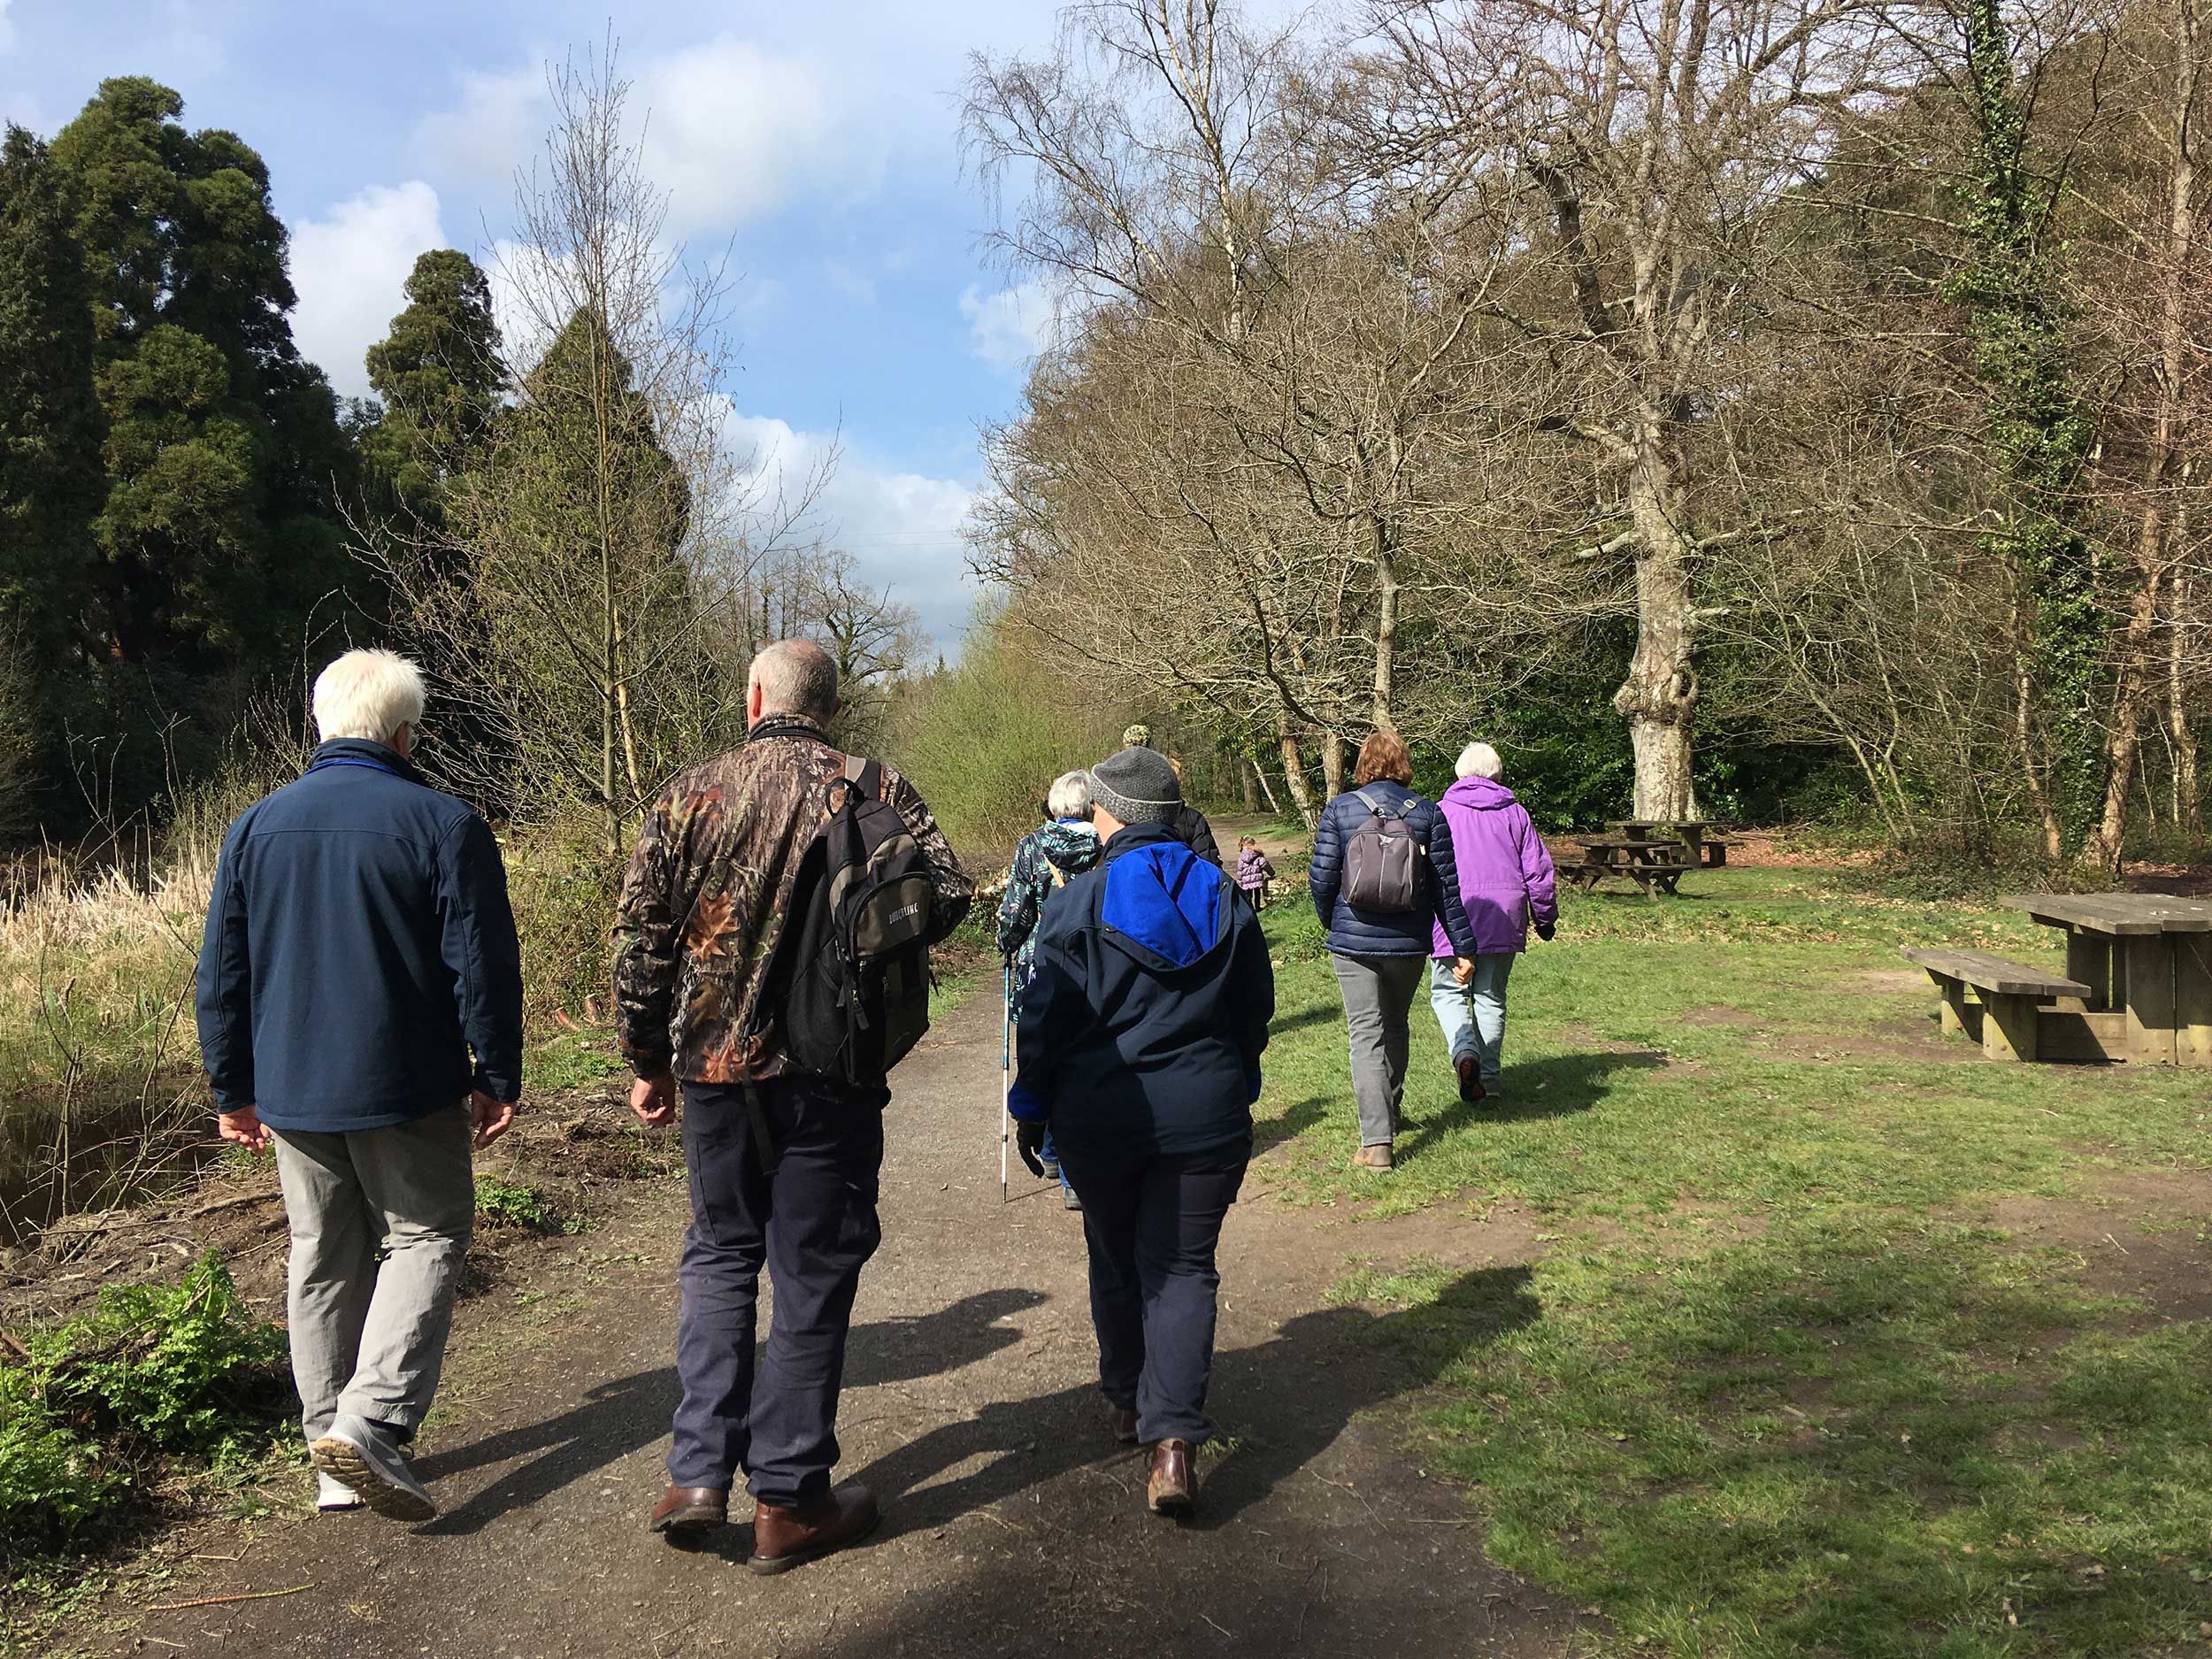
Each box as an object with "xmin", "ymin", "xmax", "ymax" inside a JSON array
[
  {"xmin": 1535, "ymin": 920, "xmax": 1556, "ymax": 942},
  {"xmin": 1015, "ymin": 1119, "xmax": 1047, "ymax": 1178}
]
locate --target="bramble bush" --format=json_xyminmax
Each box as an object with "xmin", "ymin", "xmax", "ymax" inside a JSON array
[{"xmin": 0, "ymin": 1254, "xmax": 287, "ymax": 1565}]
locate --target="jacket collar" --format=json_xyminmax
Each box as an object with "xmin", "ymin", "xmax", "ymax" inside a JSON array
[
  {"xmin": 1102, "ymin": 820, "xmax": 1182, "ymax": 859},
  {"xmin": 747, "ymin": 712, "xmax": 832, "ymax": 745},
  {"xmin": 308, "ymin": 738, "xmax": 425, "ymax": 785}
]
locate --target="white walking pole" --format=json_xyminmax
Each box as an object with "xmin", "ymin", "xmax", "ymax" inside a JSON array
[{"xmin": 1000, "ymin": 961, "xmax": 1013, "ymax": 1204}]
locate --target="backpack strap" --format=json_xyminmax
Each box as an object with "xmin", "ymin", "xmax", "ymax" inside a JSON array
[
  {"xmin": 833, "ymin": 754, "xmax": 881, "ymax": 810},
  {"xmin": 1355, "ymin": 784, "xmax": 1402, "ymax": 819}
]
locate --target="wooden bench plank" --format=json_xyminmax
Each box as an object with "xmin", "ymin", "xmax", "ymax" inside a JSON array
[{"xmin": 1901, "ymin": 948, "xmax": 2090, "ymax": 999}]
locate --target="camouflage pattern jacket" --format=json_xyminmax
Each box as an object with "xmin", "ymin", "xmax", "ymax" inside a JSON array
[{"xmin": 611, "ymin": 716, "xmax": 973, "ymax": 1085}]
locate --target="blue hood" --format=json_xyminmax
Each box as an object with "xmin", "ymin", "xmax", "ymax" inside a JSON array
[{"xmin": 1100, "ymin": 832, "xmax": 1228, "ymax": 971}]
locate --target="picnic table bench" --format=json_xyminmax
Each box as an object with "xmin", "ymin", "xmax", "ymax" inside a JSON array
[
  {"xmin": 1906, "ymin": 894, "xmax": 2212, "ymax": 1064},
  {"xmin": 1567, "ymin": 821, "xmax": 1731, "ymax": 895},
  {"xmin": 1901, "ymin": 947, "xmax": 2093, "ymax": 1062}
]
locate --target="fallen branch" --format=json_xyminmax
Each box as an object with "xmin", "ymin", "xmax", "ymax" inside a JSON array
[{"xmin": 148, "ymin": 1584, "xmax": 311, "ymax": 1612}]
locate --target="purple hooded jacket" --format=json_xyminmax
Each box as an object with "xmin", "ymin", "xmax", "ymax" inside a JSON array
[{"xmin": 1428, "ymin": 775, "xmax": 1558, "ymax": 957}]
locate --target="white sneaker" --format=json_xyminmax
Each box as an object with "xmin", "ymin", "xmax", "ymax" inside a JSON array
[
  {"xmin": 316, "ymin": 1471, "xmax": 364, "ymax": 1512},
  {"xmin": 311, "ymin": 1414, "xmax": 437, "ymax": 1523}
]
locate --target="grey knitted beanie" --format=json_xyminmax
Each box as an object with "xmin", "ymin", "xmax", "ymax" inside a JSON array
[{"xmin": 1090, "ymin": 746, "xmax": 1182, "ymax": 825}]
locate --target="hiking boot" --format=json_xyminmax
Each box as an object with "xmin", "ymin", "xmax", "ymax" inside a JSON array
[
  {"xmin": 749, "ymin": 1482, "xmax": 879, "ymax": 1575},
  {"xmin": 1354, "ymin": 1143, "xmax": 1394, "ymax": 1171},
  {"xmin": 1063, "ymin": 1186, "xmax": 1083, "ymax": 1211},
  {"xmin": 1040, "ymin": 1157, "xmax": 1061, "ymax": 1181},
  {"xmin": 311, "ymin": 1415, "xmax": 435, "ymax": 1524},
  {"xmin": 1455, "ymin": 1056, "xmax": 1486, "ymax": 1104},
  {"xmin": 1106, "ymin": 1403, "xmax": 1140, "ymax": 1445},
  {"xmin": 649, "ymin": 1485, "xmax": 729, "ymax": 1536},
  {"xmin": 1146, "ymin": 1440, "xmax": 1197, "ymax": 1517},
  {"xmin": 316, "ymin": 1471, "xmax": 363, "ymax": 1513}
]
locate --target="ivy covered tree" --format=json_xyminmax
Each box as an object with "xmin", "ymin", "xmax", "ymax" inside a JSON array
[{"xmin": 1942, "ymin": 0, "xmax": 2106, "ymax": 859}]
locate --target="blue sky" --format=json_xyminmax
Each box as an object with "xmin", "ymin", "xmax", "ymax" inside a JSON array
[{"xmin": 0, "ymin": 0, "xmax": 1066, "ymax": 643}]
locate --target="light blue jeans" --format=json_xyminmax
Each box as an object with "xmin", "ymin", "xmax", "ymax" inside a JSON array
[{"xmin": 1429, "ymin": 954, "xmax": 1515, "ymax": 1083}]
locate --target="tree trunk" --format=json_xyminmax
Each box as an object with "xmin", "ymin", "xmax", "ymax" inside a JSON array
[
  {"xmin": 1370, "ymin": 501, "xmax": 1400, "ymax": 732},
  {"xmin": 2084, "ymin": 4, "xmax": 2199, "ymax": 867},
  {"xmin": 2172, "ymin": 567, "xmax": 2203, "ymax": 838},
  {"xmin": 2011, "ymin": 595, "xmax": 2065, "ymax": 860},
  {"xmin": 1277, "ymin": 710, "xmax": 1316, "ymax": 829},
  {"xmin": 1241, "ymin": 756, "xmax": 1260, "ymax": 812},
  {"xmin": 2084, "ymin": 568, "xmax": 2156, "ymax": 868},
  {"xmin": 1615, "ymin": 441, "xmax": 1700, "ymax": 820},
  {"xmin": 1319, "ymin": 732, "xmax": 1345, "ymax": 800}
]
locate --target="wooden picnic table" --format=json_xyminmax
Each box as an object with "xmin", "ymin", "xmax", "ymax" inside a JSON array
[
  {"xmin": 1998, "ymin": 893, "xmax": 2212, "ymax": 1065},
  {"xmin": 1567, "ymin": 820, "xmax": 1732, "ymax": 895},
  {"xmin": 1607, "ymin": 820, "xmax": 1729, "ymax": 865}
]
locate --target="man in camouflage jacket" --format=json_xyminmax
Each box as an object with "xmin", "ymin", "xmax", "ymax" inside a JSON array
[{"xmin": 613, "ymin": 639, "xmax": 971, "ymax": 1571}]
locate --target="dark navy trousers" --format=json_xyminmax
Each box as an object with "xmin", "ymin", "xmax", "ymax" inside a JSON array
[
  {"xmin": 1058, "ymin": 1133, "xmax": 1250, "ymax": 1446},
  {"xmin": 669, "ymin": 1077, "xmax": 885, "ymax": 1508}
]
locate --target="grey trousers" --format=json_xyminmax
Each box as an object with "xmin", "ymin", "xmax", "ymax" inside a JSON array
[
  {"xmin": 270, "ymin": 1105, "xmax": 475, "ymax": 1442},
  {"xmin": 1330, "ymin": 953, "xmax": 1428, "ymax": 1147}
]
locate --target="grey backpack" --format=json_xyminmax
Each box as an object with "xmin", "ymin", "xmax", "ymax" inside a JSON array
[{"xmin": 1341, "ymin": 786, "xmax": 1423, "ymax": 912}]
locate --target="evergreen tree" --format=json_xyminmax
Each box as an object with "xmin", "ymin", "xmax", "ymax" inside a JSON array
[
  {"xmin": 50, "ymin": 77, "xmax": 357, "ymax": 672},
  {"xmin": 0, "ymin": 126, "xmax": 103, "ymax": 666},
  {"xmin": 362, "ymin": 249, "xmax": 505, "ymax": 511}
]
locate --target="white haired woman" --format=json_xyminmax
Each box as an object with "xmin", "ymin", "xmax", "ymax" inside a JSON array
[
  {"xmin": 1428, "ymin": 741, "xmax": 1557, "ymax": 1102},
  {"xmin": 996, "ymin": 770, "xmax": 1102, "ymax": 1208}
]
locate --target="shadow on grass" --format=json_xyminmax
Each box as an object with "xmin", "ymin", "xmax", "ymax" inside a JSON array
[
  {"xmin": 1252, "ymin": 1093, "xmax": 1329, "ymax": 1156},
  {"xmin": 1394, "ymin": 1049, "xmax": 1666, "ymax": 1164},
  {"xmin": 841, "ymin": 1265, "xmax": 1540, "ymax": 1540},
  {"xmin": 1268, "ymin": 1002, "xmax": 1351, "ymax": 1040}
]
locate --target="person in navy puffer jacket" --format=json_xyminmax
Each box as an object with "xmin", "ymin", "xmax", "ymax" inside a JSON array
[
  {"xmin": 1307, "ymin": 732, "xmax": 1479, "ymax": 1171},
  {"xmin": 1010, "ymin": 745, "xmax": 1273, "ymax": 1520}
]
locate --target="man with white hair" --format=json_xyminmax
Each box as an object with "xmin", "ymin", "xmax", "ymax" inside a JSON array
[
  {"xmin": 196, "ymin": 649, "xmax": 524, "ymax": 1524},
  {"xmin": 614, "ymin": 638, "xmax": 972, "ymax": 1571}
]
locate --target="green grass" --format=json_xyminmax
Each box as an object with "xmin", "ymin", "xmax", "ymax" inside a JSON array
[{"xmin": 1255, "ymin": 866, "xmax": 2212, "ymax": 1657}]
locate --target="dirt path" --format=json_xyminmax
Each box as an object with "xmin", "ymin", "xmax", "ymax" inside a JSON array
[{"xmin": 109, "ymin": 991, "xmax": 1589, "ymax": 1659}]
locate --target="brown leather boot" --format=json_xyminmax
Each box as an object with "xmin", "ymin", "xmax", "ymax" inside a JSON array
[
  {"xmin": 1106, "ymin": 1402, "xmax": 1140, "ymax": 1445},
  {"xmin": 748, "ymin": 1481, "xmax": 879, "ymax": 1575},
  {"xmin": 649, "ymin": 1485, "xmax": 728, "ymax": 1535},
  {"xmin": 1146, "ymin": 1440, "xmax": 1197, "ymax": 1517},
  {"xmin": 1354, "ymin": 1142, "xmax": 1394, "ymax": 1171}
]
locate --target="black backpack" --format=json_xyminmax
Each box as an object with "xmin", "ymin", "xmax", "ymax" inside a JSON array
[
  {"xmin": 1340, "ymin": 785, "xmax": 1424, "ymax": 912},
  {"xmin": 765, "ymin": 755, "xmax": 956, "ymax": 1087}
]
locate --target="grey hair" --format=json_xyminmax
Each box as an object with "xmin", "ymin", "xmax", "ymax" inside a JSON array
[
  {"xmin": 1455, "ymin": 741, "xmax": 1504, "ymax": 780},
  {"xmin": 750, "ymin": 639, "xmax": 839, "ymax": 720},
  {"xmin": 1047, "ymin": 770, "xmax": 1094, "ymax": 820},
  {"xmin": 313, "ymin": 649, "xmax": 426, "ymax": 746}
]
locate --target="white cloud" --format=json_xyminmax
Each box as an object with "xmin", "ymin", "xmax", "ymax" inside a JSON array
[
  {"xmin": 959, "ymin": 279, "xmax": 1058, "ymax": 373},
  {"xmin": 411, "ymin": 65, "xmax": 542, "ymax": 191},
  {"xmin": 289, "ymin": 181, "xmax": 448, "ymax": 400},
  {"xmin": 726, "ymin": 412, "xmax": 979, "ymax": 646},
  {"xmin": 412, "ymin": 37, "xmax": 887, "ymax": 236}
]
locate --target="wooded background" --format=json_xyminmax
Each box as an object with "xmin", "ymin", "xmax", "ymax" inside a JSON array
[{"xmin": 2, "ymin": 0, "xmax": 2208, "ymax": 872}]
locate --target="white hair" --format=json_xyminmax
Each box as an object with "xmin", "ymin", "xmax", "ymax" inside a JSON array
[
  {"xmin": 313, "ymin": 649, "xmax": 426, "ymax": 746},
  {"xmin": 1047, "ymin": 770, "xmax": 1094, "ymax": 820},
  {"xmin": 750, "ymin": 639, "xmax": 839, "ymax": 720},
  {"xmin": 1455, "ymin": 741, "xmax": 1504, "ymax": 780}
]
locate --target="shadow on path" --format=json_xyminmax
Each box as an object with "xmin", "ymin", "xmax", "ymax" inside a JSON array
[
  {"xmin": 847, "ymin": 1265, "xmax": 1540, "ymax": 1540},
  {"xmin": 415, "ymin": 1289, "xmax": 1048, "ymax": 1535}
]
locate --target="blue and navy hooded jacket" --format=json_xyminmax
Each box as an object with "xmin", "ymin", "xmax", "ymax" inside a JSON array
[
  {"xmin": 194, "ymin": 739, "xmax": 525, "ymax": 1132},
  {"xmin": 1010, "ymin": 821, "xmax": 1274, "ymax": 1156}
]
